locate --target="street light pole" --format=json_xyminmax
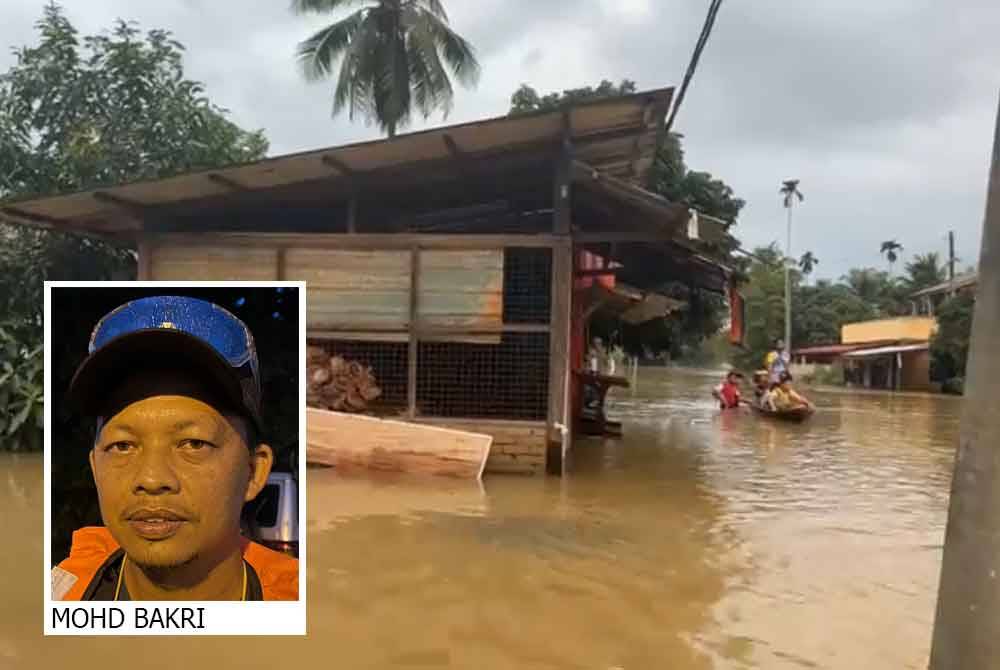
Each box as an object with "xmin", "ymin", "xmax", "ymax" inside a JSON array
[{"xmin": 929, "ymin": 90, "xmax": 1000, "ymax": 669}]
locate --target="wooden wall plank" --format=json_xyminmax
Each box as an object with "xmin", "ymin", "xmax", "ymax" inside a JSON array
[{"xmin": 150, "ymin": 245, "xmax": 279, "ymax": 280}]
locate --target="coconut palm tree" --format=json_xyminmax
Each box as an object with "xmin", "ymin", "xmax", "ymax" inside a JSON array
[
  {"xmin": 779, "ymin": 179, "xmax": 804, "ymax": 352},
  {"xmin": 798, "ymin": 251, "xmax": 818, "ymax": 278},
  {"xmin": 881, "ymin": 239, "xmax": 904, "ymax": 274},
  {"xmin": 904, "ymin": 252, "xmax": 946, "ymax": 293},
  {"xmin": 293, "ymin": 0, "xmax": 480, "ymax": 138}
]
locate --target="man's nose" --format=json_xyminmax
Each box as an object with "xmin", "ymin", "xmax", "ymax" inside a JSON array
[{"xmin": 132, "ymin": 445, "xmax": 180, "ymax": 495}]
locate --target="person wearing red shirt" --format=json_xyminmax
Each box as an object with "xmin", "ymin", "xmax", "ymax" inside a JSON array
[{"xmin": 713, "ymin": 371, "xmax": 744, "ymax": 410}]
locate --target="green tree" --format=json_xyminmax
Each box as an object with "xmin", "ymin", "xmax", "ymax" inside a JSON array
[
  {"xmin": 841, "ymin": 267, "xmax": 908, "ymax": 317},
  {"xmin": 510, "ymin": 80, "xmax": 637, "ymax": 115},
  {"xmin": 903, "ymin": 252, "xmax": 946, "ymax": 293},
  {"xmin": 792, "ymin": 280, "xmax": 875, "ymax": 347},
  {"xmin": 731, "ymin": 244, "xmax": 788, "ymax": 370},
  {"xmin": 930, "ymin": 293, "xmax": 975, "ymax": 385},
  {"xmin": 294, "ymin": 0, "xmax": 480, "ymax": 137},
  {"xmin": 0, "ymin": 4, "xmax": 269, "ymax": 451}
]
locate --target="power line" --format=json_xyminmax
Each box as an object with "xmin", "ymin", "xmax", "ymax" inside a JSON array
[{"xmin": 664, "ymin": 0, "xmax": 725, "ymax": 133}]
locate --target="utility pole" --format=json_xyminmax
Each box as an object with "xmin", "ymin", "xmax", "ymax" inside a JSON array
[
  {"xmin": 948, "ymin": 230, "xmax": 956, "ymax": 282},
  {"xmin": 929, "ymin": 90, "xmax": 1000, "ymax": 669},
  {"xmin": 785, "ymin": 200, "xmax": 793, "ymax": 351}
]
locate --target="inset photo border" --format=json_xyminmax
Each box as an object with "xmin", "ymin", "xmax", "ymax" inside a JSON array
[{"xmin": 43, "ymin": 281, "xmax": 306, "ymax": 636}]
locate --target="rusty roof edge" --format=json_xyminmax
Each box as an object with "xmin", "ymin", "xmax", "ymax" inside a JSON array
[
  {"xmin": 572, "ymin": 159, "xmax": 735, "ymax": 272},
  {"xmin": 2, "ymin": 87, "xmax": 675, "ymax": 212}
]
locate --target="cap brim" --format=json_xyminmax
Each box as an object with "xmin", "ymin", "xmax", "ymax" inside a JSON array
[{"xmin": 68, "ymin": 329, "xmax": 259, "ymax": 429}]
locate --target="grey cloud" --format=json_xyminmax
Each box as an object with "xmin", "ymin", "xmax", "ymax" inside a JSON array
[{"xmin": 1, "ymin": 0, "xmax": 997, "ymax": 279}]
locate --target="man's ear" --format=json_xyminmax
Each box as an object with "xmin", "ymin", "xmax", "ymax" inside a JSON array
[{"xmin": 244, "ymin": 444, "xmax": 274, "ymax": 503}]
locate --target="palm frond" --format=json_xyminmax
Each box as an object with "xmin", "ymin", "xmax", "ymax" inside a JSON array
[
  {"xmin": 416, "ymin": 0, "xmax": 449, "ymax": 21},
  {"xmin": 416, "ymin": 10, "xmax": 480, "ymax": 87},
  {"xmin": 290, "ymin": 0, "xmax": 369, "ymax": 16},
  {"xmin": 332, "ymin": 15, "xmax": 376, "ymax": 120},
  {"xmin": 405, "ymin": 9, "xmax": 454, "ymax": 118},
  {"xmin": 296, "ymin": 10, "xmax": 366, "ymax": 82}
]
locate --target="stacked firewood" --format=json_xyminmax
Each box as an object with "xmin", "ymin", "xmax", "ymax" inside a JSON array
[{"xmin": 307, "ymin": 346, "xmax": 382, "ymax": 413}]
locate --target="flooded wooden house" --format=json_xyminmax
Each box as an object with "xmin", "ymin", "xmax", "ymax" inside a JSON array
[{"xmin": 3, "ymin": 87, "xmax": 733, "ymax": 475}]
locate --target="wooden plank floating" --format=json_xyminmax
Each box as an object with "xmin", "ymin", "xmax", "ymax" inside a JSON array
[
  {"xmin": 306, "ymin": 408, "xmax": 493, "ymax": 480},
  {"xmin": 307, "ymin": 468, "xmax": 488, "ymax": 531}
]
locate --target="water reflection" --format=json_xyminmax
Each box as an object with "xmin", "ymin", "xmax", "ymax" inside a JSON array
[{"xmin": 1, "ymin": 368, "xmax": 955, "ymax": 669}]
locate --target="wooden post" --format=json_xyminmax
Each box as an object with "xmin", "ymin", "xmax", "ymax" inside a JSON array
[
  {"xmin": 347, "ymin": 197, "xmax": 358, "ymax": 234},
  {"xmin": 276, "ymin": 247, "xmax": 287, "ymax": 280},
  {"xmin": 137, "ymin": 237, "xmax": 153, "ymax": 280},
  {"xmin": 407, "ymin": 247, "xmax": 420, "ymax": 419},
  {"xmin": 547, "ymin": 240, "xmax": 572, "ymax": 475},
  {"xmin": 930, "ymin": 90, "xmax": 1000, "ymax": 670},
  {"xmin": 547, "ymin": 134, "xmax": 574, "ymax": 475}
]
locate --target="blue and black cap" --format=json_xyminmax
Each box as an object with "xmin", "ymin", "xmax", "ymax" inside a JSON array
[{"xmin": 68, "ymin": 296, "xmax": 263, "ymax": 431}]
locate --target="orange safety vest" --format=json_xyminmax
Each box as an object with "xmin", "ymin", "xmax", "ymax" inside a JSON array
[{"xmin": 53, "ymin": 527, "xmax": 298, "ymax": 601}]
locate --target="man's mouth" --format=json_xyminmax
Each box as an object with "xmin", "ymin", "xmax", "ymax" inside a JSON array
[{"xmin": 126, "ymin": 509, "xmax": 189, "ymax": 540}]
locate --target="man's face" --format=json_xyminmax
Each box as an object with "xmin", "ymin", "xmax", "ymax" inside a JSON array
[{"xmin": 90, "ymin": 369, "xmax": 271, "ymax": 570}]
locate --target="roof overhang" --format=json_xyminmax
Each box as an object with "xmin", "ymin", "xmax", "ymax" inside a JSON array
[
  {"xmin": 843, "ymin": 343, "xmax": 930, "ymax": 358},
  {"xmin": 1, "ymin": 88, "xmax": 674, "ymax": 238}
]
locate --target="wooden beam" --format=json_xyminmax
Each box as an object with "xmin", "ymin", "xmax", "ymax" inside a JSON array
[
  {"xmin": 346, "ymin": 197, "xmax": 358, "ymax": 233},
  {"xmin": 93, "ymin": 190, "xmax": 146, "ymax": 211},
  {"xmin": 147, "ymin": 232, "xmax": 562, "ymax": 250},
  {"xmin": 321, "ymin": 154, "xmax": 356, "ymax": 176},
  {"xmin": 207, "ymin": 173, "xmax": 249, "ymax": 192},
  {"xmin": 408, "ymin": 247, "xmax": 420, "ymax": 419},
  {"xmin": 276, "ymin": 247, "xmax": 287, "ymax": 280},
  {"xmin": 307, "ymin": 323, "xmax": 549, "ymax": 337},
  {"xmin": 137, "ymin": 238, "xmax": 154, "ymax": 280},
  {"xmin": 553, "ymin": 164, "xmax": 572, "ymax": 235},
  {"xmin": 547, "ymin": 239, "xmax": 574, "ymax": 475},
  {"xmin": 575, "ymin": 231, "xmax": 680, "ymax": 244},
  {"xmin": 417, "ymin": 323, "xmax": 549, "ymax": 336},
  {"xmin": 442, "ymin": 133, "xmax": 462, "ymax": 157},
  {"xmin": 1, "ymin": 206, "xmax": 66, "ymax": 228}
]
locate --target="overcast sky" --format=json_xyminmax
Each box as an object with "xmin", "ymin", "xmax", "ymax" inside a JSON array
[{"xmin": 3, "ymin": 0, "xmax": 998, "ymax": 280}]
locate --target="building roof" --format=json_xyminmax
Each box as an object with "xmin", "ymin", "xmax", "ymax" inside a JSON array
[
  {"xmin": 910, "ymin": 272, "xmax": 978, "ymax": 299},
  {"xmin": 842, "ymin": 343, "xmax": 929, "ymax": 358},
  {"xmin": 792, "ymin": 344, "xmax": 868, "ymax": 356},
  {"xmin": 1, "ymin": 87, "xmax": 708, "ymax": 239}
]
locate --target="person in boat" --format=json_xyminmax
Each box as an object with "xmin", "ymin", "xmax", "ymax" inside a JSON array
[
  {"xmin": 765, "ymin": 339, "xmax": 792, "ymax": 384},
  {"xmin": 52, "ymin": 296, "xmax": 298, "ymax": 601},
  {"xmin": 751, "ymin": 370, "xmax": 771, "ymax": 408},
  {"xmin": 769, "ymin": 372, "xmax": 813, "ymax": 411},
  {"xmin": 713, "ymin": 371, "xmax": 744, "ymax": 409}
]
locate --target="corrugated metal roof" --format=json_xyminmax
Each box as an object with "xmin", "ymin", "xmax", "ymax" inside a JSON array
[
  {"xmin": 1, "ymin": 88, "xmax": 674, "ymax": 236},
  {"xmin": 792, "ymin": 344, "xmax": 867, "ymax": 356},
  {"xmin": 910, "ymin": 272, "xmax": 978, "ymax": 298},
  {"xmin": 843, "ymin": 343, "xmax": 929, "ymax": 358}
]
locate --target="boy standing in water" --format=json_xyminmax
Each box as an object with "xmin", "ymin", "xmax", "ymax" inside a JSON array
[{"xmin": 713, "ymin": 371, "xmax": 744, "ymax": 409}]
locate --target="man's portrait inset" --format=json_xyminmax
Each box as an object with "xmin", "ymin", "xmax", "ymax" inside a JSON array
[{"xmin": 50, "ymin": 291, "xmax": 300, "ymax": 601}]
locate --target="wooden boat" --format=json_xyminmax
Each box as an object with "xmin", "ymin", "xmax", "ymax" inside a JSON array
[
  {"xmin": 751, "ymin": 403, "xmax": 815, "ymax": 423},
  {"xmin": 306, "ymin": 408, "xmax": 493, "ymax": 480}
]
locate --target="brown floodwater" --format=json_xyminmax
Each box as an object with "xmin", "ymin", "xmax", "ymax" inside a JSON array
[{"xmin": 0, "ymin": 368, "xmax": 959, "ymax": 668}]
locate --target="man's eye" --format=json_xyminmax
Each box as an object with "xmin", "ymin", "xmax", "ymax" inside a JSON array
[
  {"xmin": 105, "ymin": 441, "xmax": 136, "ymax": 453},
  {"xmin": 179, "ymin": 439, "xmax": 214, "ymax": 451}
]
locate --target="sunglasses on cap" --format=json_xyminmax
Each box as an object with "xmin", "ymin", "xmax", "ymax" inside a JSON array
[{"xmin": 70, "ymin": 295, "xmax": 262, "ymax": 431}]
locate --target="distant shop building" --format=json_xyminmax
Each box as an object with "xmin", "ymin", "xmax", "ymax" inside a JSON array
[{"xmin": 794, "ymin": 317, "xmax": 936, "ymax": 392}]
